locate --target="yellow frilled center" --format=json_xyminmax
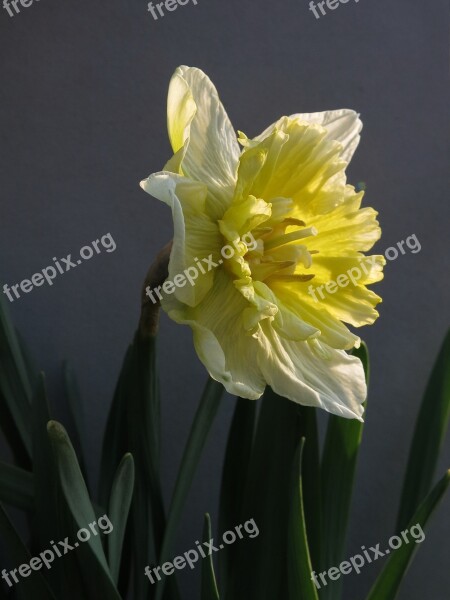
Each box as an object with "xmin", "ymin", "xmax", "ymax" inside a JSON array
[
  {"xmin": 212, "ymin": 118, "xmax": 384, "ymax": 342},
  {"xmin": 219, "ymin": 197, "xmax": 317, "ymax": 286}
]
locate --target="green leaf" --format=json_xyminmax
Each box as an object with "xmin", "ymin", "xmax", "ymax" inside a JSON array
[
  {"xmin": 226, "ymin": 388, "xmax": 303, "ymax": 600},
  {"xmin": 126, "ymin": 335, "xmax": 163, "ymax": 600},
  {"xmin": 287, "ymin": 440, "xmax": 319, "ymax": 600},
  {"xmin": 397, "ymin": 330, "xmax": 450, "ymax": 531},
  {"xmin": 32, "ymin": 373, "xmax": 59, "ymax": 546},
  {"xmin": 0, "ymin": 502, "xmax": 56, "ymax": 599},
  {"xmin": 0, "ymin": 293, "xmax": 32, "ymax": 463},
  {"xmin": 0, "ymin": 361, "xmax": 32, "ymax": 463},
  {"xmin": 201, "ymin": 514, "xmax": 220, "ymax": 600},
  {"xmin": 47, "ymin": 419, "xmax": 108, "ymax": 569},
  {"xmin": 99, "ymin": 344, "xmax": 133, "ymax": 509},
  {"xmin": 0, "ymin": 461, "xmax": 34, "ymax": 511},
  {"xmin": 367, "ymin": 470, "xmax": 450, "ymax": 600},
  {"xmin": 0, "ymin": 387, "xmax": 31, "ymax": 469},
  {"xmin": 319, "ymin": 342, "xmax": 369, "ymax": 600},
  {"xmin": 99, "ymin": 343, "xmax": 134, "ymax": 597},
  {"xmin": 16, "ymin": 328, "xmax": 38, "ymax": 388},
  {"xmin": 100, "ymin": 333, "xmax": 178, "ymax": 600},
  {"xmin": 108, "ymin": 453, "xmax": 135, "ymax": 585},
  {"xmin": 63, "ymin": 361, "xmax": 88, "ymax": 482},
  {"xmin": 0, "ymin": 290, "xmax": 33, "ymax": 399},
  {"xmin": 47, "ymin": 420, "xmax": 121, "ymax": 600},
  {"xmin": 218, "ymin": 397, "xmax": 256, "ymax": 590},
  {"xmin": 32, "ymin": 372, "xmax": 84, "ymax": 598},
  {"xmin": 155, "ymin": 377, "xmax": 224, "ymax": 600},
  {"xmin": 296, "ymin": 406, "xmax": 321, "ymax": 572}
]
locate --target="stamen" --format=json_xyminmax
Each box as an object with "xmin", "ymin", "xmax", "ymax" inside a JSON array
[
  {"xmin": 251, "ymin": 260, "xmax": 296, "ymax": 281},
  {"xmin": 264, "ymin": 226, "xmax": 318, "ymax": 251},
  {"xmin": 267, "ymin": 273, "xmax": 316, "ymax": 283},
  {"xmin": 282, "ymin": 218, "xmax": 306, "ymax": 227},
  {"xmin": 252, "ymin": 226, "xmax": 273, "ymax": 236}
]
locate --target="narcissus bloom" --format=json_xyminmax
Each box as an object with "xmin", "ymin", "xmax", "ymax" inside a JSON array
[{"xmin": 141, "ymin": 66, "xmax": 385, "ymax": 420}]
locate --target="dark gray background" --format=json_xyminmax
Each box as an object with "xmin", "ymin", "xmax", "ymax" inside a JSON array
[{"xmin": 1, "ymin": 0, "xmax": 449, "ymax": 597}]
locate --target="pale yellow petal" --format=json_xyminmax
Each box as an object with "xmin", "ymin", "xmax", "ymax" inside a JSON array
[
  {"xmin": 254, "ymin": 109, "xmax": 362, "ymax": 163},
  {"xmin": 257, "ymin": 322, "xmax": 366, "ymax": 420},
  {"xmin": 140, "ymin": 172, "xmax": 222, "ymax": 307},
  {"xmin": 167, "ymin": 66, "xmax": 240, "ymax": 218},
  {"xmin": 163, "ymin": 269, "xmax": 266, "ymax": 398}
]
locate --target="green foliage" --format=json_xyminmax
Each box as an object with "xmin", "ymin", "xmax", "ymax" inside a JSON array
[
  {"xmin": 0, "ymin": 293, "xmax": 448, "ymax": 599},
  {"xmin": 319, "ymin": 343, "xmax": 368, "ymax": 600},
  {"xmin": 287, "ymin": 440, "xmax": 319, "ymax": 600},
  {"xmin": 396, "ymin": 330, "xmax": 450, "ymax": 531},
  {"xmin": 155, "ymin": 377, "xmax": 223, "ymax": 600},
  {"xmin": 201, "ymin": 514, "xmax": 220, "ymax": 600},
  {"xmin": 367, "ymin": 470, "xmax": 450, "ymax": 600}
]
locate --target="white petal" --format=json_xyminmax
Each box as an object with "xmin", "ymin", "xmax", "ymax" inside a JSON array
[
  {"xmin": 167, "ymin": 66, "xmax": 240, "ymax": 213},
  {"xmin": 252, "ymin": 281, "xmax": 320, "ymax": 342},
  {"xmin": 140, "ymin": 172, "xmax": 222, "ymax": 307},
  {"xmin": 167, "ymin": 73, "xmax": 197, "ymax": 155},
  {"xmin": 294, "ymin": 110, "xmax": 362, "ymax": 163},
  {"xmin": 163, "ymin": 269, "xmax": 266, "ymax": 399},
  {"xmin": 255, "ymin": 109, "xmax": 362, "ymax": 164},
  {"xmin": 258, "ymin": 322, "xmax": 366, "ymax": 420}
]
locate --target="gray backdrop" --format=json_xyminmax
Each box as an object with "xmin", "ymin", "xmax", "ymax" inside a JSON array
[{"xmin": 1, "ymin": 0, "xmax": 449, "ymax": 597}]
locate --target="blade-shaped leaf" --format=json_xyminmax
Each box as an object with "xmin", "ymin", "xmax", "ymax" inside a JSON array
[
  {"xmin": 288, "ymin": 440, "xmax": 319, "ymax": 600},
  {"xmin": 201, "ymin": 513, "xmax": 220, "ymax": 600},
  {"xmin": 367, "ymin": 470, "xmax": 450, "ymax": 600},
  {"xmin": 126, "ymin": 334, "xmax": 163, "ymax": 600},
  {"xmin": 0, "ymin": 387, "xmax": 31, "ymax": 469},
  {"xmin": 397, "ymin": 330, "xmax": 450, "ymax": 531},
  {"xmin": 226, "ymin": 387, "xmax": 302, "ymax": 600},
  {"xmin": 99, "ymin": 344, "xmax": 134, "ymax": 597},
  {"xmin": 99, "ymin": 345, "xmax": 133, "ymax": 509},
  {"xmin": 108, "ymin": 453, "xmax": 135, "ymax": 585},
  {"xmin": 0, "ymin": 290, "xmax": 33, "ymax": 399},
  {"xmin": 0, "ymin": 293, "xmax": 32, "ymax": 462},
  {"xmin": 296, "ymin": 406, "xmax": 321, "ymax": 572},
  {"xmin": 16, "ymin": 328, "xmax": 37, "ymax": 388},
  {"xmin": 0, "ymin": 361, "xmax": 31, "ymax": 463},
  {"xmin": 47, "ymin": 420, "xmax": 121, "ymax": 600},
  {"xmin": 63, "ymin": 361, "xmax": 88, "ymax": 483},
  {"xmin": 218, "ymin": 397, "xmax": 256, "ymax": 590},
  {"xmin": 319, "ymin": 342, "xmax": 369, "ymax": 600},
  {"xmin": 31, "ymin": 372, "xmax": 85, "ymax": 598},
  {"xmin": 0, "ymin": 461, "xmax": 33, "ymax": 511},
  {"xmin": 32, "ymin": 373, "xmax": 59, "ymax": 546},
  {"xmin": 155, "ymin": 377, "xmax": 224, "ymax": 600},
  {"xmin": 100, "ymin": 333, "xmax": 178, "ymax": 600},
  {"xmin": 0, "ymin": 502, "xmax": 56, "ymax": 599}
]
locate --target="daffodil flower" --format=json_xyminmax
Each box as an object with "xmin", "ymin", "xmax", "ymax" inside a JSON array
[{"xmin": 141, "ymin": 66, "xmax": 385, "ymax": 420}]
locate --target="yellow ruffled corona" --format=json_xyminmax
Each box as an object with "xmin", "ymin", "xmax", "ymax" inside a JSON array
[{"xmin": 141, "ymin": 66, "xmax": 385, "ymax": 420}]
